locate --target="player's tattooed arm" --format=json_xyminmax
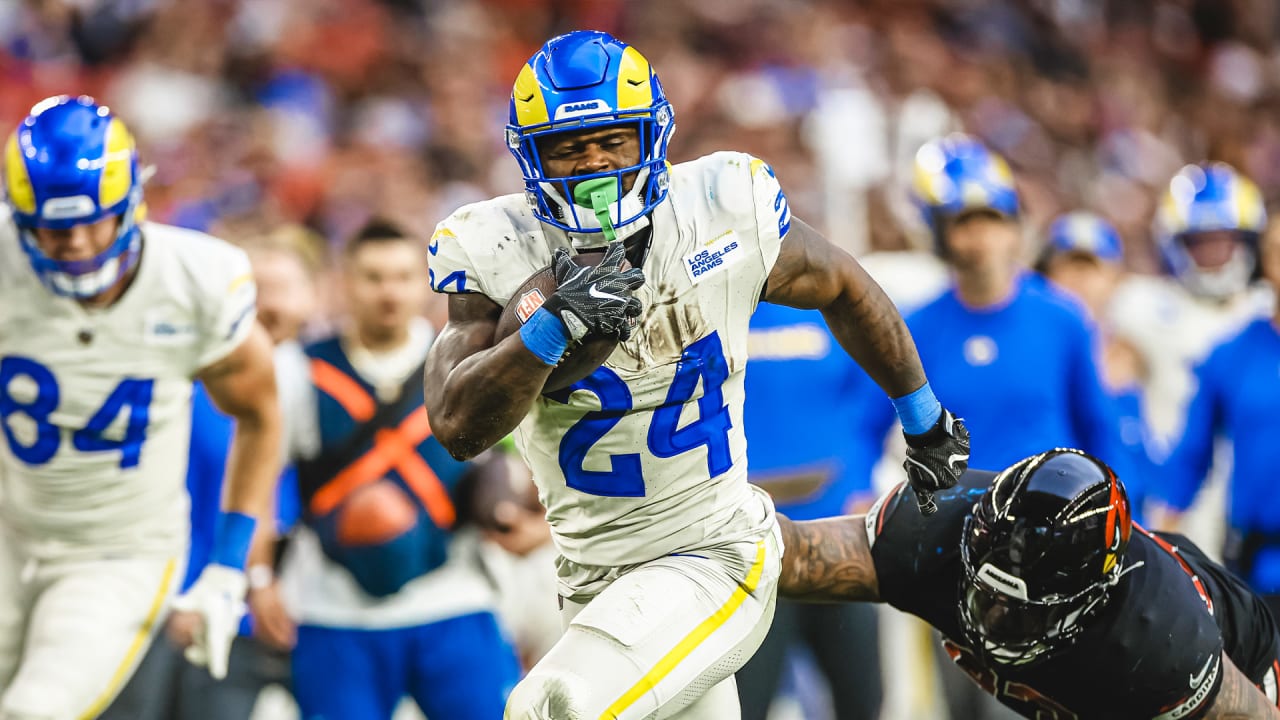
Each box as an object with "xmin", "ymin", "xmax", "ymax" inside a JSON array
[
  {"xmin": 425, "ymin": 293, "xmax": 556, "ymax": 460},
  {"xmin": 1201, "ymin": 654, "xmax": 1280, "ymax": 720},
  {"xmin": 776, "ymin": 515, "xmax": 880, "ymax": 603},
  {"xmin": 763, "ymin": 218, "xmax": 927, "ymax": 397}
]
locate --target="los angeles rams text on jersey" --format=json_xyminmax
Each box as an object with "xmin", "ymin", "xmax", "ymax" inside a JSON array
[
  {"xmin": 431, "ymin": 151, "xmax": 790, "ymax": 573},
  {"xmin": 0, "ymin": 210, "xmax": 257, "ymax": 556}
]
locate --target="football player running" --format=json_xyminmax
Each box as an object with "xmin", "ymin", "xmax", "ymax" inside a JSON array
[
  {"xmin": 778, "ymin": 448, "xmax": 1280, "ymax": 720},
  {"xmin": 425, "ymin": 30, "xmax": 969, "ymax": 719},
  {"xmin": 0, "ymin": 96, "xmax": 281, "ymax": 718}
]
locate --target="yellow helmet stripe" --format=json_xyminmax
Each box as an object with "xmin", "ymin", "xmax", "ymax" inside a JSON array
[
  {"xmin": 98, "ymin": 118, "xmax": 136, "ymax": 209},
  {"xmin": 4, "ymin": 132, "xmax": 36, "ymax": 215},
  {"xmin": 616, "ymin": 46, "xmax": 654, "ymax": 110},
  {"xmin": 1232, "ymin": 174, "xmax": 1263, "ymax": 230},
  {"xmin": 512, "ymin": 63, "xmax": 550, "ymax": 127},
  {"xmin": 912, "ymin": 161, "xmax": 944, "ymax": 205}
]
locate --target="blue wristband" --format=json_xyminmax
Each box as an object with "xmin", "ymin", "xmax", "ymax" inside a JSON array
[
  {"xmin": 892, "ymin": 382, "xmax": 942, "ymax": 435},
  {"xmin": 519, "ymin": 307, "xmax": 570, "ymax": 366},
  {"xmin": 211, "ymin": 511, "xmax": 257, "ymax": 570}
]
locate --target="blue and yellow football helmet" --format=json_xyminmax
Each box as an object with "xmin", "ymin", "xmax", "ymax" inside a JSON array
[
  {"xmin": 3, "ymin": 95, "xmax": 145, "ymax": 299},
  {"xmin": 1045, "ymin": 211, "xmax": 1123, "ymax": 264},
  {"xmin": 506, "ymin": 30, "xmax": 675, "ymax": 242},
  {"xmin": 1153, "ymin": 162, "xmax": 1266, "ymax": 299},
  {"xmin": 911, "ymin": 134, "xmax": 1019, "ymax": 253}
]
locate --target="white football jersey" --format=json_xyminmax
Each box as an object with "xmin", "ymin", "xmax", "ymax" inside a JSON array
[
  {"xmin": 0, "ymin": 214, "xmax": 256, "ymax": 557},
  {"xmin": 431, "ymin": 152, "xmax": 789, "ymax": 567},
  {"xmin": 1107, "ymin": 274, "xmax": 1272, "ymax": 450}
]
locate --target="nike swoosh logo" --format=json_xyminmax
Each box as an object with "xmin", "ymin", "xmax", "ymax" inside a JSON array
[
  {"xmin": 588, "ymin": 285, "xmax": 625, "ymax": 302},
  {"xmin": 1190, "ymin": 655, "xmax": 1215, "ymax": 689}
]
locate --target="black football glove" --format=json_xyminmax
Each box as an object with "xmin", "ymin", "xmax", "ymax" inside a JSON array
[
  {"xmin": 903, "ymin": 408, "xmax": 969, "ymax": 516},
  {"xmin": 541, "ymin": 242, "xmax": 645, "ymax": 343}
]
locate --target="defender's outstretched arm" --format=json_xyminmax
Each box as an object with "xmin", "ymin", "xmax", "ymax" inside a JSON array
[
  {"xmin": 1204, "ymin": 654, "xmax": 1280, "ymax": 720},
  {"xmin": 776, "ymin": 514, "xmax": 880, "ymax": 603}
]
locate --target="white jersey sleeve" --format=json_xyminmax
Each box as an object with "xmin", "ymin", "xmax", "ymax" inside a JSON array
[
  {"xmin": 428, "ymin": 198, "xmax": 556, "ymax": 304},
  {"xmin": 192, "ymin": 241, "xmax": 257, "ymax": 370},
  {"xmin": 744, "ymin": 155, "xmax": 791, "ymax": 279}
]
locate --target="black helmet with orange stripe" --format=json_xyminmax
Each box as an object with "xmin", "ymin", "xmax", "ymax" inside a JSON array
[{"xmin": 959, "ymin": 448, "xmax": 1131, "ymax": 666}]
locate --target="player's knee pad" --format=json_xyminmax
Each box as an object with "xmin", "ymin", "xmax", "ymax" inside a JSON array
[{"xmin": 504, "ymin": 668, "xmax": 596, "ymax": 720}]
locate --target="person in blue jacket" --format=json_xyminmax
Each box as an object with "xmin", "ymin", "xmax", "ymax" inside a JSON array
[
  {"xmin": 907, "ymin": 135, "xmax": 1132, "ymax": 478},
  {"xmin": 1162, "ymin": 212, "xmax": 1280, "ymax": 620},
  {"xmin": 735, "ymin": 302, "xmax": 892, "ymax": 720},
  {"xmin": 907, "ymin": 134, "xmax": 1134, "ymax": 720},
  {"xmin": 1036, "ymin": 211, "xmax": 1156, "ymax": 521}
]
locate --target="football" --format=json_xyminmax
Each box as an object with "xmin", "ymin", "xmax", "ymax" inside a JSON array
[{"xmin": 494, "ymin": 250, "xmax": 626, "ymax": 393}]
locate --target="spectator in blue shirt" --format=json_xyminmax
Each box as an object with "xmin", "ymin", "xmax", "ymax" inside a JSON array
[
  {"xmin": 1036, "ymin": 211, "xmax": 1156, "ymax": 521},
  {"xmin": 906, "ymin": 134, "xmax": 1132, "ymax": 720},
  {"xmin": 908, "ymin": 135, "xmax": 1131, "ymax": 479}
]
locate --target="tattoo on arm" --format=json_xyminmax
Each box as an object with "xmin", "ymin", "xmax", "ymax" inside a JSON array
[
  {"xmin": 776, "ymin": 515, "xmax": 880, "ymax": 603},
  {"xmin": 764, "ymin": 218, "xmax": 927, "ymax": 397},
  {"xmin": 1204, "ymin": 654, "xmax": 1280, "ymax": 719}
]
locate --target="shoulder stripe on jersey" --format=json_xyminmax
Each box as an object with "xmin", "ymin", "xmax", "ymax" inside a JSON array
[
  {"xmin": 310, "ymin": 358, "xmax": 376, "ymax": 422},
  {"xmin": 1134, "ymin": 523, "xmax": 1214, "ymax": 615},
  {"xmin": 864, "ymin": 482, "xmax": 906, "ymax": 550}
]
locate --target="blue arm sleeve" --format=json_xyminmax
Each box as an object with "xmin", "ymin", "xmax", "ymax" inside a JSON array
[{"xmin": 1159, "ymin": 357, "xmax": 1221, "ymax": 511}]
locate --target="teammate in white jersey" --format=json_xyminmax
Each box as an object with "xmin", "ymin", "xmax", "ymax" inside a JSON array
[
  {"xmin": 0, "ymin": 96, "xmax": 281, "ymax": 719},
  {"xmin": 424, "ymin": 31, "xmax": 970, "ymax": 719},
  {"xmin": 1107, "ymin": 163, "xmax": 1271, "ymax": 549}
]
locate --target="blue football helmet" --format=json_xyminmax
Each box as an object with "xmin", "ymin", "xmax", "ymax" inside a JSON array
[
  {"xmin": 506, "ymin": 30, "xmax": 675, "ymax": 245},
  {"xmin": 1153, "ymin": 162, "xmax": 1266, "ymax": 299},
  {"xmin": 3, "ymin": 95, "xmax": 145, "ymax": 299},
  {"xmin": 911, "ymin": 134, "xmax": 1019, "ymax": 254},
  {"xmin": 1045, "ymin": 211, "xmax": 1123, "ymax": 264}
]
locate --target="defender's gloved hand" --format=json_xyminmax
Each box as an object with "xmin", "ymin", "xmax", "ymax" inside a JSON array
[
  {"xmin": 903, "ymin": 408, "xmax": 970, "ymax": 515},
  {"xmin": 172, "ymin": 563, "xmax": 248, "ymax": 680},
  {"xmin": 542, "ymin": 242, "xmax": 645, "ymax": 342}
]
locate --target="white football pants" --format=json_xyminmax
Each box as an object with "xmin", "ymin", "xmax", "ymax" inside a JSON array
[
  {"xmin": 0, "ymin": 526, "xmax": 180, "ymax": 720},
  {"xmin": 505, "ymin": 524, "xmax": 781, "ymax": 720}
]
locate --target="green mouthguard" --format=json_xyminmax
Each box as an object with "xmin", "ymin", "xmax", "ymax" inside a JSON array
[{"xmin": 572, "ymin": 177, "xmax": 619, "ymax": 243}]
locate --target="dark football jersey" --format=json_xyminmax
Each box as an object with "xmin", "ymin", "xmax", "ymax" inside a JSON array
[{"xmin": 867, "ymin": 470, "xmax": 1280, "ymax": 719}]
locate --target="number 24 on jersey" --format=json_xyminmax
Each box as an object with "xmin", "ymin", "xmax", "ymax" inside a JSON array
[{"xmin": 557, "ymin": 332, "xmax": 732, "ymax": 497}]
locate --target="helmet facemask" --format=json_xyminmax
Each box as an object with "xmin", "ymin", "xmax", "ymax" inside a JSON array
[
  {"xmin": 509, "ymin": 108, "xmax": 674, "ymax": 248},
  {"xmin": 956, "ymin": 449, "xmax": 1131, "ymax": 667},
  {"xmin": 1154, "ymin": 163, "xmax": 1267, "ymax": 299},
  {"xmin": 5, "ymin": 96, "xmax": 146, "ymax": 300},
  {"xmin": 960, "ymin": 521, "xmax": 1118, "ymax": 666},
  {"xmin": 506, "ymin": 31, "xmax": 676, "ymax": 248},
  {"xmin": 16, "ymin": 190, "xmax": 144, "ymax": 300}
]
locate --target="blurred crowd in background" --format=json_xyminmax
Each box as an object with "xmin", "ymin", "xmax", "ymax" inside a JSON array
[
  {"xmin": 5, "ymin": 0, "xmax": 1280, "ymax": 290},
  {"xmin": 5, "ymin": 1, "xmax": 1280, "ymax": 719}
]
